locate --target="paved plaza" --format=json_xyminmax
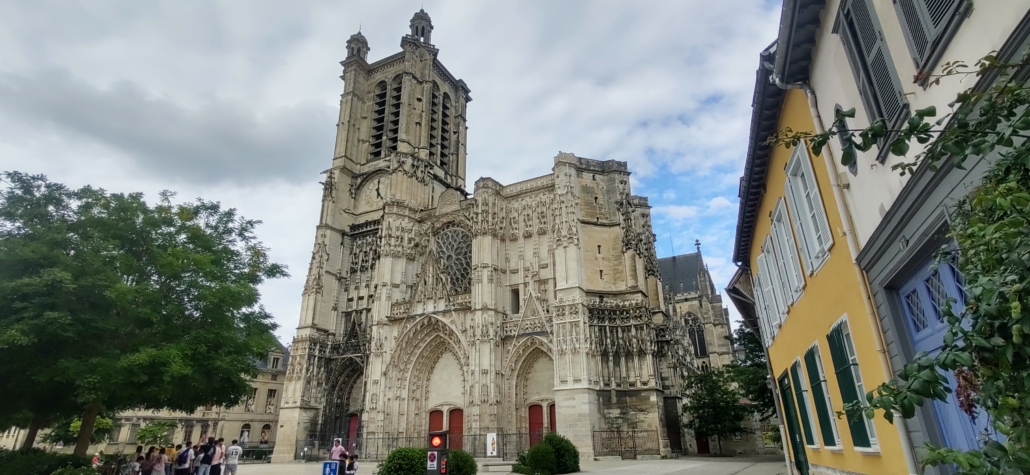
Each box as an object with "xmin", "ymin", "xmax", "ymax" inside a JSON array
[{"xmin": 234, "ymin": 455, "xmax": 788, "ymax": 475}]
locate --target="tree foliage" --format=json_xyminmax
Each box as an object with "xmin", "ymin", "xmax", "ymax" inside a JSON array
[
  {"xmin": 682, "ymin": 368, "xmax": 752, "ymax": 454},
  {"xmin": 0, "ymin": 172, "xmax": 287, "ymax": 455},
  {"xmin": 136, "ymin": 420, "xmax": 178, "ymax": 447},
  {"xmin": 772, "ymin": 54, "xmax": 1030, "ymax": 474},
  {"xmin": 40, "ymin": 416, "xmax": 114, "ymax": 445},
  {"xmin": 725, "ymin": 326, "xmax": 774, "ymax": 421}
]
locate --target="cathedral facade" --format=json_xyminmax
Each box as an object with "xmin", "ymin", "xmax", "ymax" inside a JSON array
[{"xmin": 272, "ymin": 11, "xmax": 719, "ymax": 461}]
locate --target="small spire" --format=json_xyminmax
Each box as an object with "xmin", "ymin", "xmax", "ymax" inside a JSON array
[
  {"xmin": 346, "ymin": 30, "xmax": 369, "ymax": 61},
  {"xmin": 695, "ymin": 239, "xmax": 701, "ymax": 253},
  {"xmin": 409, "ymin": 9, "xmax": 434, "ymax": 44}
]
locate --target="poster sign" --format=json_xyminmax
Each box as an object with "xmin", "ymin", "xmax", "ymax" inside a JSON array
[
  {"xmin": 428, "ymin": 451, "xmax": 438, "ymax": 470},
  {"xmin": 486, "ymin": 432, "xmax": 498, "ymax": 457},
  {"xmin": 322, "ymin": 460, "xmax": 339, "ymax": 475}
]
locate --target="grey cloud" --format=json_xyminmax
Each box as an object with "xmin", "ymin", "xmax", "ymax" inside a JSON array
[{"xmin": 0, "ymin": 69, "xmax": 336, "ymax": 184}]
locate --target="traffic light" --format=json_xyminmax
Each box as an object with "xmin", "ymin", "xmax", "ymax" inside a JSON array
[
  {"xmin": 427, "ymin": 430, "xmax": 449, "ymax": 475},
  {"xmin": 428, "ymin": 431, "xmax": 448, "ymax": 450}
]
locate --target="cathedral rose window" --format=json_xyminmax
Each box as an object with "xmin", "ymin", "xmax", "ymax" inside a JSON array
[{"xmin": 435, "ymin": 226, "xmax": 472, "ymax": 294}]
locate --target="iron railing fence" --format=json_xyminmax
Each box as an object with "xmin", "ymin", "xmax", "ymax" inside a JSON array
[
  {"xmin": 592, "ymin": 429, "xmax": 660, "ymax": 459},
  {"xmin": 293, "ymin": 432, "xmax": 546, "ymax": 461}
]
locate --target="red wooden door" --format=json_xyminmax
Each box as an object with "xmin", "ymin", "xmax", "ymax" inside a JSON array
[
  {"xmin": 346, "ymin": 414, "xmax": 359, "ymax": 452},
  {"xmin": 548, "ymin": 404, "xmax": 557, "ymax": 433},
  {"xmin": 528, "ymin": 405, "xmax": 544, "ymax": 446},
  {"xmin": 429, "ymin": 410, "xmax": 444, "ymax": 432},
  {"xmin": 696, "ymin": 436, "xmax": 710, "ymax": 454},
  {"xmin": 449, "ymin": 409, "xmax": 464, "ymax": 450}
]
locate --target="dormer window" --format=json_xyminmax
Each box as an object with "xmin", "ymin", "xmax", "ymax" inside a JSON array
[{"xmin": 271, "ymin": 357, "xmax": 281, "ymax": 370}]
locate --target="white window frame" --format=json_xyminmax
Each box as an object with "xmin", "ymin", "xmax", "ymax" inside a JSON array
[
  {"xmin": 761, "ymin": 236, "xmax": 789, "ymax": 319},
  {"xmin": 753, "ymin": 271, "xmax": 775, "ymax": 347},
  {"xmin": 793, "ymin": 358, "xmax": 821, "ymax": 449},
  {"xmin": 772, "ymin": 199, "xmax": 806, "ymax": 302},
  {"xmin": 785, "ymin": 146, "xmax": 834, "ymax": 275},
  {"xmin": 808, "ymin": 343, "xmax": 842, "ymax": 449},
  {"xmin": 833, "ymin": 317, "xmax": 879, "ymax": 448}
]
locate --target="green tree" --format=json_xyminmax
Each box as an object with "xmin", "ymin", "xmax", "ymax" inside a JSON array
[
  {"xmin": 682, "ymin": 368, "xmax": 752, "ymax": 455},
  {"xmin": 40, "ymin": 416, "xmax": 114, "ymax": 446},
  {"xmin": 136, "ymin": 420, "xmax": 178, "ymax": 446},
  {"xmin": 0, "ymin": 172, "xmax": 287, "ymax": 456},
  {"xmin": 725, "ymin": 326, "xmax": 774, "ymax": 421},
  {"xmin": 772, "ymin": 54, "xmax": 1030, "ymax": 474}
]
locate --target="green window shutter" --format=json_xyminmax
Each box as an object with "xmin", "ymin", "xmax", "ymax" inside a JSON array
[
  {"xmin": 827, "ymin": 326, "xmax": 872, "ymax": 448},
  {"xmin": 839, "ymin": 0, "xmax": 908, "ymax": 130},
  {"xmin": 805, "ymin": 348, "xmax": 838, "ymax": 446},
  {"xmin": 790, "ymin": 362, "xmax": 816, "ymax": 445}
]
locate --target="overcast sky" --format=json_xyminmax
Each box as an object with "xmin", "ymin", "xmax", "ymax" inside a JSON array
[{"xmin": 0, "ymin": 1, "xmax": 780, "ymax": 343}]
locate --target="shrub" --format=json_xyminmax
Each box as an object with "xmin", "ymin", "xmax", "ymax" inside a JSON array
[
  {"xmin": 447, "ymin": 449, "xmax": 477, "ymax": 475},
  {"xmin": 376, "ymin": 447, "xmax": 427, "ymax": 475},
  {"xmin": 524, "ymin": 443, "xmax": 556, "ymax": 475},
  {"xmin": 542, "ymin": 433, "xmax": 579, "ymax": 474},
  {"xmin": 0, "ymin": 448, "xmax": 90, "ymax": 475},
  {"xmin": 49, "ymin": 468, "xmax": 98, "ymax": 475}
]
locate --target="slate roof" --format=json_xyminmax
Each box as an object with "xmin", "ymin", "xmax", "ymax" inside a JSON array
[
  {"xmin": 658, "ymin": 252, "xmax": 701, "ymax": 294},
  {"xmin": 253, "ymin": 337, "xmax": 290, "ymax": 371}
]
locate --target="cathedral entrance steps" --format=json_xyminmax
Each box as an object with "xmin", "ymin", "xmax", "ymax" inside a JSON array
[{"xmin": 479, "ymin": 458, "xmax": 517, "ymax": 473}]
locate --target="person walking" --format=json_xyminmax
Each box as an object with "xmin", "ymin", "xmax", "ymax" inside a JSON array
[
  {"xmin": 210, "ymin": 438, "xmax": 225, "ymax": 475},
  {"xmin": 140, "ymin": 447, "xmax": 157, "ymax": 475},
  {"xmin": 167, "ymin": 446, "xmax": 179, "ymax": 475},
  {"xmin": 329, "ymin": 439, "xmax": 346, "ymax": 461},
  {"xmin": 196, "ymin": 437, "xmax": 216, "ymax": 475},
  {"xmin": 223, "ymin": 439, "xmax": 243, "ymax": 475},
  {"xmin": 151, "ymin": 447, "xmax": 168, "ymax": 475},
  {"xmin": 174, "ymin": 441, "xmax": 194, "ymax": 475},
  {"xmin": 344, "ymin": 454, "xmax": 359, "ymax": 475}
]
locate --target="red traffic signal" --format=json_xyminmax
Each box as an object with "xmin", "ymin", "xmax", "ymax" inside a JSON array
[{"xmin": 428, "ymin": 431, "xmax": 448, "ymax": 449}]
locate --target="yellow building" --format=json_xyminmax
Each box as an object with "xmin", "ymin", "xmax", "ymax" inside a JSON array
[{"xmin": 728, "ymin": 44, "xmax": 911, "ymax": 475}]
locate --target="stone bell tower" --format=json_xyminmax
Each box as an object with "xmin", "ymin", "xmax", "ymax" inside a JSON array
[{"xmin": 272, "ymin": 10, "xmax": 472, "ymax": 462}]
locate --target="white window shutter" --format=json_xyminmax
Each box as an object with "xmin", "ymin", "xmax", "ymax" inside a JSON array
[
  {"xmin": 800, "ymin": 150, "xmax": 835, "ymax": 257},
  {"xmin": 753, "ymin": 272, "xmax": 771, "ymax": 346},
  {"xmin": 755, "ymin": 260, "xmax": 777, "ymax": 344},
  {"xmin": 784, "ymin": 170, "xmax": 815, "ymax": 272},
  {"xmin": 762, "ymin": 237, "xmax": 789, "ymax": 318},
  {"xmin": 775, "ymin": 202, "xmax": 806, "ymax": 298}
]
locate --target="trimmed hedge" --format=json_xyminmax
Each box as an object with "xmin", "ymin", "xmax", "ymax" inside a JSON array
[
  {"xmin": 0, "ymin": 448, "xmax": 90, "ymax": 475},
  {"xmin": 447, "ymin": 449, "xmax": 478, "ymax": 475},
  {"xmin": 377, "ymin": 447, "xmax": 427, "ymax": 475},
  {"xmin": 543, "ymin": 433, "xmax": 579, "ymax": 474},
  {"xmin": 524, "ymin": 443, "xmax": 556, "ymax": 475}
]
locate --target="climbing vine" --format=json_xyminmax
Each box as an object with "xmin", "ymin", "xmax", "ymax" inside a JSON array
[{"xmin": 772, "ymin": 53, "xmax": 1030, "ymax": 474}]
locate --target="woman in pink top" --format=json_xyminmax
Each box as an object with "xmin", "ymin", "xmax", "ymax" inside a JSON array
[{"xmin": 151, "ymin": 447, "xmax": 168, "ymax": 475}]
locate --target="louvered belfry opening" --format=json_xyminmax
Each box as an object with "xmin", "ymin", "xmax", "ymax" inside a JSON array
[
  {"xmin": 370, "ymin": 81, "xmax": 388, "ymax": 160},
  {"xmin": 387, "ymin": 75, "xmax": 402, "ymax": 153},
  {"xmin": 429, "ymin": 83, "xmax": 441, "ymax": 166},
  {"xmin": 439, "ymin": 94, "xmax": 452, "ymax": 171}
]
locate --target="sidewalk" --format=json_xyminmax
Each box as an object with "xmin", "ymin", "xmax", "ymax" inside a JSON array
[{"xmin": 232, "ymin": 455, "xmax": 788, "ymax": 475}]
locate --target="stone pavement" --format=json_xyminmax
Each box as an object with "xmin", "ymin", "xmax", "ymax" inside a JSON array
[{"xmin": 232, "ymin": 455, "xmax": 788, "ymax": 475}]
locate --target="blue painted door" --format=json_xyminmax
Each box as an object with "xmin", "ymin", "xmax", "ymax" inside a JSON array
[{"xmin": 897, "ymin": 260, "xmax": 995, "ymax": 451}]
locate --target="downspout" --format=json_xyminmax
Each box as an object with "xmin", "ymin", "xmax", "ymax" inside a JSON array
[{"xmin": 771, "ymin": 75, "xmax": 919, "ymax": 475}]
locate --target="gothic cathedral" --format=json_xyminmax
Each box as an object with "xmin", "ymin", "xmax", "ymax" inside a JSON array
[{"xmin": 272, "ymin": 11, "xmax": 732, "ymax": 461}]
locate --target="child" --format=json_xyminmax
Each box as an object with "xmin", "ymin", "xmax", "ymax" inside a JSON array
[
  {"xmin": 344, "ymin": 454, "xmax": 359, "ymax": 475},
  {"xmin": 130, "ymin": 455, "xmax": 145, "ymax": 475}
]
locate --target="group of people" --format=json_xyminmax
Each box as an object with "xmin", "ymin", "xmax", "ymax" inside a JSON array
[
  {"xmin": 329, "ymin": 439, "xmax": 360, "ymax": 474},
  {"xmin": 128, "ymin": 437, "xmax": 244, "ymax": 475}
]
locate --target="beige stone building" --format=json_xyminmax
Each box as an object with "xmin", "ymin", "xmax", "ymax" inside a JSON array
[
  {"xmin": 272, "ymin": 10, "xmax": 721, "ymax": 462},
  {"xmin": 0, "ymin": 343, "xmax": 288, "ymax": 454}
]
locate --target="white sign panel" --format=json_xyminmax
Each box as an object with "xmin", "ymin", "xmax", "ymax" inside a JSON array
[
  {"xmin": 427, "ymin": 451, "xmax": 438, "ymax": 470},
  {"xmin": 486, "ymin": 432, "xmax": 498, "ymax": 457}
]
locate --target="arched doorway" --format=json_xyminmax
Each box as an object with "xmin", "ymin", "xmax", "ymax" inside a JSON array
[
  {"xmin": 239, "ymin": 424, "xmax": 251, "ymax": 447},
  {"xmin": 449, "ymin": 409, "xmax": 464, "ymax": 450},
  {"xmin": 318, "ymin": 357, "xmax": 364, "ymax": 447},
  {"xmin": 344, "ymin": 414, "xmax": 359, "ymax": 453},
  {"xmin": 529, "ymin": 405, "xmax": 544, "ymax": 446},
  {"xmin": 429, "ymin": 410, "xmax": 444, "ymax": 432}
]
